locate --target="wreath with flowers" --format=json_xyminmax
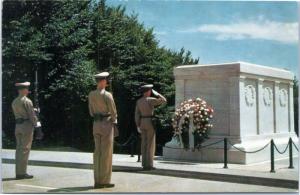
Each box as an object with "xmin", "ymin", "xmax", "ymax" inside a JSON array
[{"xmin": 172, "ymin": 98, "xmax": 214, "ymax": 148}]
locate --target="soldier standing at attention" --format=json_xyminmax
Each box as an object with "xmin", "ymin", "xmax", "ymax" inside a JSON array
[
  {"xmin": 88, "ymin": 72, "xmax": 117, "ymax": 189},
  {"xmin": 135, "ymin": 84, "xmax": 167, "ymax": 170},
  {"xmin": 12, "ymin": 82, "xmax": 37, "ymax": 179}
]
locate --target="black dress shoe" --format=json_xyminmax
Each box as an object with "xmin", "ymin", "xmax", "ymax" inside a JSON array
[
  {"xmin": 16, "ymin": 174, "xmax": 34, "ymax": 180},
  {"xmin": 94, "ymin": 183, "xmax": 115, "ymax": 189},
  {"xmin": 143, "ymin": 167, "xmax": 156, "ymax": 171},
  {"xmin": 94, "ymin": 184, "xmax": 102, "ymax": 189},
  {"xmin": 103, "ymin": 184, "xmax": 115, "ymax": 188}
]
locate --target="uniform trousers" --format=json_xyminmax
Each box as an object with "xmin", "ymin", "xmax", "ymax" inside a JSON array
[
  {"xmin": 140, "ymin": 119, "xmax": 156, "ymax": 168},
  {"xmin": 93, "ymin": 120, "xmax": 114, "ymax": 184},
  {"xmin": 15, "ymin": 122, "xmax": 34, "ymax": 175}
]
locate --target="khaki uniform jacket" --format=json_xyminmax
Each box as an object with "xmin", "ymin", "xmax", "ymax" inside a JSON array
[
  {"xmin": 135, "ymin": 97, "xmax": 166, "ymax": 129},
  {"xmin": 88, "ymin": 89, "xmax": 117, "ymax": 135},
  {"xmin": 12, "ymin": 95, "xmax": 38, "ymax": 127}
]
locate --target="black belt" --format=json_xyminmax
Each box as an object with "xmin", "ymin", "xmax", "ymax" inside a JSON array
[
  {"xmin": 15, "ymin": 118, "xmax": 29, "ymax": 124},
  {"xmin": 93, "ymin": 113, "xmax": 111, "ymax": 121}
]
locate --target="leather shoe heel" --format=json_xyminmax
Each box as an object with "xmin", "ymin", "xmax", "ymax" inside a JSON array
[
  {"xmin": 94, "ymin": 183, "xmax": 115, "ymax": 189},
  {"xmin": 16, "ymin": 174, "xmax": 33, "ymax": 180},
  {"xmin": 104, "ymin": 184, "xmax": 115, "ymax": 188}
]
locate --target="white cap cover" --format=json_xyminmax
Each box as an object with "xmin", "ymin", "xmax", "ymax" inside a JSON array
[
  {"xmin": 94, "ymin": 72, "xmax": 109, "ymax": 79},
  {"xmin": 15, "ymin": 82, "xmax": 30, "ymax": 87}
]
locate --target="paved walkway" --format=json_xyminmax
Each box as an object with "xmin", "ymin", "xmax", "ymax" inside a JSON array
[
  {"xmin": 1, "ymin": 164, "xmax": 297, "ymax": 193},
  {"xmin": 1, "ymin": 149, "xmax": 299, "ymax": 191}
]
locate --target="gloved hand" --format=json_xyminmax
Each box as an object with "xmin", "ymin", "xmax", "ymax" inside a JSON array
[
  {"xmin": 35, "ymin": 121, "xmax": 42, "ymax": 128},
  {"xmin": 137, "ymin": 127, "xmax": 141, "ymax": 133},
  {"xmin": 152, "ymin": 89, "xmax": 159, "ymax": 97}
]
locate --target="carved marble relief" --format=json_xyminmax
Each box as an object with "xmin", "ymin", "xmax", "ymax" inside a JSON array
[
  {"xmin": 279, "ymin": 88, "xmax": 288, "ymax": 107},
  {"xmin": 263, "ymin": 87, "xmax": 273, "ymax": 106},
  {"xmin": 245, "ymin": 85, "xmax": 255, "ymax": 107}
]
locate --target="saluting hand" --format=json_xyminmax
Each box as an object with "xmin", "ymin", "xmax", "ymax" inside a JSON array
[
  {"xmin": 152, "ymin": 89, "xmax": 159, "ymax": 96},
  {"xmin": 137, "ymin": 127, "xmax": 141, "ymax": 133}
]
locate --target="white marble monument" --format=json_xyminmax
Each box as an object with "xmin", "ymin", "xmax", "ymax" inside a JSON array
[{"xmin": 163, "ymin": 62, "xmax": 298, "ymax": 164}]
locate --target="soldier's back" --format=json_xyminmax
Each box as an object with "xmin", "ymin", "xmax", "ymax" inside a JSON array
[
  {"xmin": 137, "ymin": 97, "xmax": 154, "ymax": 116},
  {"xmin": 89, "ymin": 89, "xmax": 111, "ymax": 114}
]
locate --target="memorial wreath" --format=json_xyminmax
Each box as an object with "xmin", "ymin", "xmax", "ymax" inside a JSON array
[{"xmin": 172, "ymin": 98, "xmax": 214, "ymax": 148}]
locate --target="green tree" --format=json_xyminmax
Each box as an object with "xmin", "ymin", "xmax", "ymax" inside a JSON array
[
  {"xmin": 2, "ymin": 0, "xmax": 199, "ymax": 152},
  {"xmin": 41, "ymin": 1, "xmax": 96, "ymax": 148},
  {"xmin": 2, "ymin": 0, "xmax": 53, "ymax": 143}
]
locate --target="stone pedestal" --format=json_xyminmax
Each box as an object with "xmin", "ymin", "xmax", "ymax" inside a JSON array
[{"xmin": 163, "ymin": 62, "xmax": 298, "ymax": 164}]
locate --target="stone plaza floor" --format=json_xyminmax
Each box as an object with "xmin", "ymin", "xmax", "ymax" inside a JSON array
[
  {"xmin": 1, "ymin": 149, "xmax": 299, "ymax": 193},
  {"xmin": 1, "ymin": 164, "xmax": 297, "ymax": 193}
]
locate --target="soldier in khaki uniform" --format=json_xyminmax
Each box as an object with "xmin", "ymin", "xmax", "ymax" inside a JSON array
[
  {"xmin": 135, "ymin": 84, "xmax": 166, "ymax": 170},
  {"xmin": 11, "ymin": 82, "xmax": 37, "ymax": 179},
  {"xmin": 88, "ymin": 72, "xmax": 117, "ymax": 189}
]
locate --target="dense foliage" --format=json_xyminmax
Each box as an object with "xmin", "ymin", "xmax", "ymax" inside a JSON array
[{"xmin": 2, "ymin": 0, "xmax": 199, "ymax": 152}]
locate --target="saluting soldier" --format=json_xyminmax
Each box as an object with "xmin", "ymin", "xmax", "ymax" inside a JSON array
[
  {"xmin": 88, "ymin": 72, "xmax": 117, "ymax": 189},
  {"xmin": 135, "ymin": 84, "xmax": 167, "ymax": 170},
  {"xmin": 12, "ymin": 82, "xmax": 37, "ymax": 179}
]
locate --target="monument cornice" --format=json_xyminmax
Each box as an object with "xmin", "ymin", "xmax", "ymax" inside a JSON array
[{"xmin": 174, "ymin": 61, "xmax": 294, "ymax": 81}]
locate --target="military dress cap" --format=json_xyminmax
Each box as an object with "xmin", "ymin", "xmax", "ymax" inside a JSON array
[
  {"xmin": 15, "ymin": 81, "xmax": 30, "ymax": 87},
  {"xmin": 140, "ymin": 84, "xmax": 153, "ymax": 92},
  {"xmin": 94, "ymin": 72, "xmax": 109, "ymax": 80},
  {"xmin": 15, "ymin": 82, "xmax": 30, "ymax": 89},
  {"xmin": 141, "ymin": 84, "xmax": 153, "ymax": 89}
]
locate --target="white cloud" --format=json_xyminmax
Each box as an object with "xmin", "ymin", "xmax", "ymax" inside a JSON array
[
  {"xmin": 154, "ymin": 31, "xmax": 168, "ymax": 35},
  {"xmin": 176, "ymin": 28, "xmax": 198, "ymax": 33},
  {"xmin": 182, "ymin": 20, "xmax": 298, "ymax": 44}
]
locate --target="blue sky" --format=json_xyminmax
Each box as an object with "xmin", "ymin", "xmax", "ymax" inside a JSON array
[{"xmin": 107, "ymin": 1, "xmax": 299, "ymax": 77}]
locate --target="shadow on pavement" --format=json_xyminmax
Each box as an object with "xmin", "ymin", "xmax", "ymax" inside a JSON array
[
  {"xmin": 2, "ymin": 177, "xmax": 17, "ymax": 181},
  {"xmin": 158, "ymin": 161, "xmax": 196, "ymax": 165},
  {"xmin": 47, "ymin": 186, "xmax": 94, "ymax": 192},
  {"xmin": 112, "ymin": 166, "xmax": 298, "ymax": 189},
  {"xmin": 113, "ymin": 166, "xmax": 144, "ymax": 173}
]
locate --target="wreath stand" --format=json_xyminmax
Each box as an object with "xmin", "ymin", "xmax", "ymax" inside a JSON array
[{"xmin": 165, "ymin": 112, "xmax": 196, "ymax": 149}]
